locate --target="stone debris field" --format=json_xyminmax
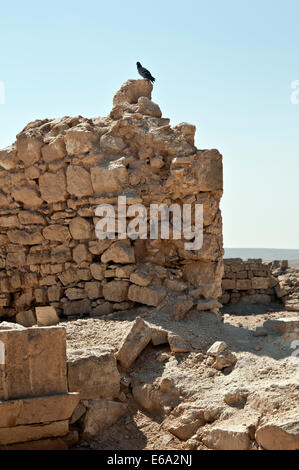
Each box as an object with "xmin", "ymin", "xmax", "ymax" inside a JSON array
[{"xmin": 0, "ymin": 80, "xmax": 298, "ymax": 450}]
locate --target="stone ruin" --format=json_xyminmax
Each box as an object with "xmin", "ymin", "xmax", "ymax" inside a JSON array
[
  {"xmin": 0, "ymin": 323, "xmax": 79, "ymax": 449},
  {"xmin": 0, "ymin": 79, "xmax": 224, "ymax": 324},
  {"xmin": 221, "ymin": 258, "xmax": 279, "ymax": 305}
]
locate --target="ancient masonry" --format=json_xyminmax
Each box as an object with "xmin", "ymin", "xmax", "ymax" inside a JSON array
[
  {"xmin": 0, "ymin": 323, "xmax": 79, "ymax": 449},
  {"xmin": 0, "ymin": 79, "xmax": 224, "ymax": 324},
  {"xmin": 220, "ymin": 258, "xmax": 279, "ymax": 305}
]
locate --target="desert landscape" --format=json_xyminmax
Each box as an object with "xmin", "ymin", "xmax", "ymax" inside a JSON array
[{"xmin": 0, "ymin": 80, "xmax": 298, "ymax": 451}]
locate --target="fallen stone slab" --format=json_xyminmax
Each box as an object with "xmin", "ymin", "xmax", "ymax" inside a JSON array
[
  {"xmin": 164, "ymin": 403, "xmax": 205, "ymax": 441},
  {"xmin": 200, "ymin": 423, "xmax": 251, "ymax": 450},
  {"xmin": 256, "ymin": 416, "xmax": 299, "ymax": 450},
  {"xmin": 263, "ymin": 317, "xmax": 299, "ymax": 337},
  {"xmin": 207, "ymin": 341, "xmax": 237, "ymax": 370},
  {"xmin": 67, "ymin": 349, "xmax": 120, "ymax": 399},
  {"xmin": 82, "ymin": 400, "xmax": 128, "ymax": 439},
  {"xmin": 0, "ymin": 420, "xmax": 69, "ymax": 446},
  {"xmin": 128, "ymin": 284, "xmax": 166, "ymax": 307},
  {"xmin": 0, "ymin": 393, "xmax": 79, "ymax": 428},
  {"xmin": 117, "ymin": 317, "xmax": 152, "ymax": 369},
  {"xmin": 168, "ymin": 333, "xmax": 191, "ymax": 353},
  {"xmin": 35, "ymin": 306, "xmax": 60, "ymax": 326}
]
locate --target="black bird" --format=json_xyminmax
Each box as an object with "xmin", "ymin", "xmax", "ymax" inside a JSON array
[{"xmin": 136, "ymin": 62, "xmax": 155, "ymax": 83}]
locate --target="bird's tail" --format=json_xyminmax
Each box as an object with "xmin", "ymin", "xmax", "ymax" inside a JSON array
[{"xmin": 151, "ymin": 76, "xmax": 156, "ymax": 83}]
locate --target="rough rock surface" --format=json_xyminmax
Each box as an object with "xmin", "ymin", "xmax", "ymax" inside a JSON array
[{"xmin": 0, "ymin": 79, "xmax": 223, "ymax": 323}]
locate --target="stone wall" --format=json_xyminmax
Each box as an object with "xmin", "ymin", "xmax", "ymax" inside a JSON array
[
  {"xmin": 0, "ymin": 323, "xmax": 79, "ymax": 449},
  {"xmin": 220, "ymin": 258, "xmax": 278, "ymax": 305},
  {"xmin": 0, "ymin": 80, "xmax": 224, "ymax": 323}
]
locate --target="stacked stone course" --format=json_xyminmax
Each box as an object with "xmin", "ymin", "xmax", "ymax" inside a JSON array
[{"xmin": 0, "ymin": 80, "xmax": 224, "ymax": 323}]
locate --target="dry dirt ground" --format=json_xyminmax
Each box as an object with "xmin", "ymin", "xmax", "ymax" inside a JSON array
[{"xmin": 61, "ymin": 302, "xmax": 299, "ymax": 450}]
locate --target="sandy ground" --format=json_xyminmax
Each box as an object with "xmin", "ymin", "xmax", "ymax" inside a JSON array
[{"xmin": 61, "ymin": 301, "xmax": 299, "ymax": 450}]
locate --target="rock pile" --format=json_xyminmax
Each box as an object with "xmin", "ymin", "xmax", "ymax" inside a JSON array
[
  {"xmin": 0, "ymin": 79, "xmax": 224, "ymax": 323},
  {"xmin": 270, "ymin": 261, "xmax": 299, "ymax": 312}
]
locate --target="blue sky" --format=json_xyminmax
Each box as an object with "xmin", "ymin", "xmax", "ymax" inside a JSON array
[{"xmin": 1, "ymin": 0, "xmax": 299, "ymax": 249}]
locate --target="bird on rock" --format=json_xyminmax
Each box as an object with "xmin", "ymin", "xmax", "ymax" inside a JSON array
[{"xmin": 136, "ymin": 62, "xmax": 155, "ymax": 83}]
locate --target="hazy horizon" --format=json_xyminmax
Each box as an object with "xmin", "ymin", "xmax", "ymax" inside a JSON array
[{"xmin": 1, "ymin": 0, "xmax": 299, "ymax": 250}]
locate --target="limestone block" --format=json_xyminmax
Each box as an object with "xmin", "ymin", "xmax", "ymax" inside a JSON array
[
  {"xmin": 101, "ymin": 240, "xmax": 135, "ymax": 264},
  {"xmin": 82, "ymin": 400, "xmax": 127, "ymax": 439},
  {"xmin": 39, "ymin": 170, "xmax": 66, "ymax": 203},
  {"xmin": 117, "ymin": 317, "xmax": 152, "ymax": 369},
  {"xmin": 67, "ymin": 349, "xmax": 120, "ymax": 399},
  {"xmin": 0, "ymin": 420, "xmax": 69, "ymax": 446},
  {"xmin": 35, "ymin": 306, "xmax": 60, "ymax": 326},
  {"xmin": 128, "ymin": 285, "xmax": 166, "ymax": 307},
  {"xmin": 0, "ymin": 393, "xmax": 79, "ymax": 427},
  {"xmin": 0, "ymin": 326, "xmax": 67, "ymax": 399},
  {"xmin": 66, "ymin": 165, "xmax": 93, "ymax": 197},
  {"xmin": 102, "ymin": 280, "xmax": 129, "ymax": 302}
]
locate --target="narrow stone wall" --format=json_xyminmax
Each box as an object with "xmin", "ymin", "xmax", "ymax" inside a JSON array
[
  {"xmin": 220, "ymin": 258, "xmax": 278, "ymax": 305},
  {"xmin": 0, "ymin": 80, "xmax": 224, "ymax": 323}
]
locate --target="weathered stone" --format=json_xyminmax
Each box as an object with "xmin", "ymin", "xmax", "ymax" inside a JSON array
[
  {"xmin": 263, "ymin": 317, "xmax": 299, "ymax": 338},
  {"xmin": 101, "ymin": 240, "xmax": 135, "ymax": 264},
  {"xmin": 251, "ymin": 277, "xmax": 270, "ymax": 289},
  {"xmin": 63, "ymin": 299, "xmax": 91, "ymax": 316},
  {"xmin": 39, "ymin": 170, "xmax": 66, "ymax": 203},
  {"xmin": 66, "ymin": 165, "xmax": 93, "ymax": 197},
  {"xmin": 69, "ymin": 216, "xmax": 93, "ymax": 240},
  {"xmin": 7, "ymin": 229, "xmax": 43, "ymax": 245},
  {"xmin": 0, "ymin": 420, "xmax": 69, "ymax": 446},
  {"xmin": 236, "ymin": 279, "xmax": 252, "ymax": 290},
  {"xmin": 73, "ymin": 243, "xmax": 92, "ymax": 264},
  {"xmin": 112, "ymin": 79, "xmax": 153, "ymax": 106},
  {"xmin": 130, "ymin": 270, "xmax": 152, "ymax": 287},
  {"xmin": 35, "ymin": 306, "xmax": 60, "ymax": 326},
  {"xmin": 90, "ymin": 263, "xmax": 106, "ymax": 280},
  {"xmin": 92, "ymin": 302, "xmax": 114, "ymax": 316},
  {"xmin": 16, "ymin": 135, "xmax": 42, "ymax": 167},
  {"xmin": 100, "ymin": 134, "xmax": 126, "ymax": 153},
  {"xmin": 168, "ymin": 333, "xmax": 191, "ymax": 353},
  {"xmin": 172, "ymin": 299, "xmax": 194, "ymax": 321},
  {"xmin": 256, "ymin": 415, "xmax": 299, "ymax": 450},
  {"xmin": 0, "ymin": 145, "xmax": 18, "ymax": 170},
  {"xmin": 47, "ymin": 286, "xmax": 63, "ymax": 302},
  {"xmin": 12, "ymin": 184, "xmax": 43, "ymax": 207},
  {"xmin": 67, "ymin": 349, "xmax": 120, "ymax": 399},
  {"xmin": 200, "ymin": 423, "xmax": 251, "ymax": 450},
  {"xmin": 15, "ymin": 310, "xmax": 37, "ymax": 327},
  {"xmin": 0, "ymin": 393, "xmax": 79, "ymax": 427},
  {"xmin": 43, "ymin": 224, "xmax": 71, "ymax": 242},
  {"xmin": 0, "ymin": 326, "xmax": 67, "ymax": 400},
  {"xmin": 128, "ymin": 285, "xmax": 166, "ymax": 307},
  {"xmin": 82, "ymin": 400, "xmax": 127, "ymax": 439},
  {"xmin": 103, "ymin": 280, "xmax": 129, "ymax": 302},
  {"xmin": 64, "ymin": 128, "xmax": 100, "ymax": 155},
  {"xmin": 91, "ymin": 160, "xmax": 128, "ymax": 195},
  {"xmin": 117, "ymin": 317, "xmax": 153, "ymax": 369},
  {"xmin": 41, "ymin": 136, "xmax": 66, "ymax": 162},
  {"xmin": 222, "ymin": 279, "xmax": 236, "ymax": 290},
  {"xmin": 85, "ymin": 281, "xmax": 102, "ymax": 299}
]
